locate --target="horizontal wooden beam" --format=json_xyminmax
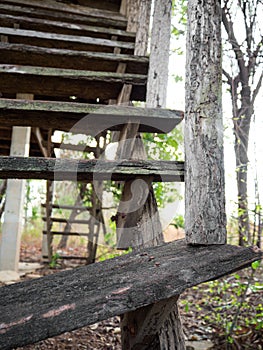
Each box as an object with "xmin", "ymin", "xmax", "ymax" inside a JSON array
[
  {"xmin": 0, "ymin": 3, "xmax": 127, "ymax": 29},
  {"xmin": 0, "ymin": 27, "xmax": 134, "ymax": 51},
  {"xmin": 0, "ymin": 99, "xmax": 183, "ymax": 133},
  {"xmin": 0, "ymin": 240, "xmax": 261, "ymax": 349},
  {"xmin": 0, "ymin": 43, "xmax": 147, "ymax": 73},
  {"xmin": 0, "ymin": 65, "xmax": 146, "ymax": 101},
  {"xmin": 1, "ymin": 0, "xmax": 126, "ymax": 23},
  {"xmin": 0, "ymin": 157, "xmax": 185, "ymax": 182},
  {"xmin": 41, "ymin": 203, "xmax": 91, "ymax": 211},
  {"xmin": 42, "ymin": 217, "xmax": 91, "ymax": 224},
  {"xmin": 43, "ymin": 231, "xmax": 89, "ymax": 236},
  {"xmin": 0, "ymin": 14, "xmax": 135, "ymax": 41}
]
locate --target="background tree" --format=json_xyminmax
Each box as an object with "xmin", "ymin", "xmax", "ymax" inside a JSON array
[{"xmin": 222, "ymin": 0, "xmax": 263, "ymax": 245}]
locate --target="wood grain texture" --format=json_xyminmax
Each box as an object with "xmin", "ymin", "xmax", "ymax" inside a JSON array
[
  {"xmin": 0, "ymin": 43, "xmax": 147, "ymax": 73},
  {"xmin": 0, "ymin": 64, "xmax": 146, "ymax": 101},
  {"xmin": 0, "ymin": 27, "xmax": 134, "ymax": 51},
  {"xmin": 185, "ymin": 0, "xmax": 226, "ymax": 244},
  {"xmin": 0, "ymin": 240, "xmax": 261, "ymax": 349},
  {"xmin": 0, "ymin": 3, "xmax": 127, "ymax": 29},
  {"xmin": 0, "ymin": 157, "xmax": 184, "ymax": 182},
  {"xmin": 0, "ymin": 99, "xmax": 183, "ymax": 133},
  {"xmin": 1, "ymin": 0, "xmax": 125, "ymax": 22},
  {"xmin": 0, "ymin": 14, "xmax": 134, "ymax": 40}
]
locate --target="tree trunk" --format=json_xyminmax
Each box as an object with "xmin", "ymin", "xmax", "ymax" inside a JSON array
[
  {"xmin": 233, "ymin": 86, "xmax": 253, "ymax": 245},
  {"xmin": 185, "ymin": 0, "xmax": 227, "ymax": 244},
  {"xmin": 222, "ymin": 2, "xmax": 263, "ymax": 246}
]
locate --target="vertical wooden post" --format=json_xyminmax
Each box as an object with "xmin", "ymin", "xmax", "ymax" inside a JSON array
[
  {"xmin": 119, "ymin": 1, "xmax": 185, "ymax": 349},
  {"xmin": 0, "ymin": 94, "xmax": 32, "ymax": 272},
  {"xmin": 185, "ymin": 0, "xmax": 227, "ymax": 244},
  {"xmin": 42, "ymin": 130, "xmax": 54, "ymax": 263}
]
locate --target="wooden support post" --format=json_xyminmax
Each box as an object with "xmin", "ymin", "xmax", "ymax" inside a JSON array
[
  {"xmin": 0, "ymin": 93, "xmax": 32, "ymax": 273},
  {"xmin": 185, "ymin": 0, "xmax": 226, "ymax": 244},
  {"xmin": 117, "ymin": 1, "xmax": 186, "ymax": 349},
  {"xmin": 42, "ymin": 129, "xmax": 54, "ymax": 263}
]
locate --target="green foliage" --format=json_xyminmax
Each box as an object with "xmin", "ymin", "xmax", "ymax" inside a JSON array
[
  {"xmin": 182, "ymin": 264, "xmax": 263, "ymax": 343},
  {"xmin": 171, "ymin": 214, "xmax": 185, "ymax": 229},
  {"xmin": 143, "ymin": 128, "xmax": 183, "ymax": 208},
  {"xmin": 172, "ymin": 0, "xmax": 187, "ymax": 37},
  {"xmin": 49, "ymin": 252, "xmax": 61, "ymax": 269}
]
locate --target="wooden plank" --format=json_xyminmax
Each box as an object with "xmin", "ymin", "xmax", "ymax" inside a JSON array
[
  {"xmin": 42, "ymin": 217, "xmax": 91, "ymax": 224},
  {"xmin": 0, "ymin": 14, "xmax": 134, "ymax": 41},
  {"xmin": 0, "ymin": 240, "xmax": 261, "ymax": 349},
  {"xmin": 0, "ymin": 65, "xmax": 146, "ymax": 101},
  {"xmin": 0, "ymin": 3, "xmax": 127, "ymax": 29},
  {"xmin": 0, "ymin": 99, "xmax": 183, "ymax": 134},
  {"xmin": 0, "ymin": 43, "xmax": 148, "ymax": 73},
  {"xmin": 41, "ymin": 203, "xmax": 91, "ymax": 211},
  {"xmin": 0, "ymin": 157, "xmax": 185, "ymax": 182},
  {"xmin": 0, "ymin": 27, "xmax": 134, "ymax": 52},
  {"xmin": 43, "ymin": 231, "xmax": 89, "ymax": 236},
  {"xmin": 1, "ymin": 0, "xmax": 126, "ymax": 23}
]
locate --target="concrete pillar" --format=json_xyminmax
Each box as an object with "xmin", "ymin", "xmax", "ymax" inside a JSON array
[{"xmin": 0, "ymin": 94, "xmax": 32, "ymax": 272}]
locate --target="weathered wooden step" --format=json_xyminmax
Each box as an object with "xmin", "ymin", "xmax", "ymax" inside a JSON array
[
  {"xmin": 0, "ymin": 2, "xmax": 127, "ymax": 29},
  {"xmin": 0, "ymin": 65, "xmax": 146, "ymax": 101},
  {"xmin": 0, "ymin": 27, "xmax": 134, "ymax": 53},
  {"xmin": 43, "ymin": 231, "xmax": 90, "ymax": 236},
  {"xmin": 1, "ymin": 0, "xmax": 126, "ymax": 24},
  {"xmin": 41, "ymin": 203, "xmax": 91, "ymax": 211},
  {"xmin": 42, "ymin": 217, "xmax": 91, "ymax": 224},
  {"xmin": 0, "ymin": 157, "xmax": 185, "ymax": 182},
  {"xmin": 0, "ymin": 99, "xmax": 183, "ymax": 134},
  {"xmin": 0, "ymin": 43, "xmax": 148, "ymax": 74},
  {"xmin": 0, "ymin": 240, "xmax": 261, "ymax": 349},
  {"xmin": 0, "ymin": 14, "xmax": 134, "ymax": 41}
]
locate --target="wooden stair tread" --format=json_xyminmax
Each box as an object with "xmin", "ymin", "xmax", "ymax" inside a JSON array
[
  {"xmin": 0, "ymin": 240, "xmax": 261, "ymax": 349},
  {"xmin": 41, "ymin": 203, "xmax": 91, "ymax": 211},
  {"xmin": 0, "ymin": 65, "xmax": 146, "ymax": 101},
  {"xmin": 0, "ymin": 3, "xmax": 127, "ymax": 30},
  {"xmin": 0, "ymin": 99, "xmax": 183, "ymax": 133},
  {"xmin": 42, "ymin": 217, "xmax": 91, "ymax": 224},
  {"xmin": 0, "ymin": 43, "xmax": 148, "ymax": 74},
  {"xmin": 0, "ymin": 27, "xmax": 134, "ymax": 53},
  {"xmin": 43, "ymin": 231, "xmax": 90, "ymax": 236},
  {"xmin": 0, "ymin": 14, "xmax": 135, "ymax": 41},
  {"xmin": 1, "ymin": 0, "xmax": 127, "ymax": 24},
  {"xmin": 0, "ymin": 157, "xmax": 185, "ymax": 182}
]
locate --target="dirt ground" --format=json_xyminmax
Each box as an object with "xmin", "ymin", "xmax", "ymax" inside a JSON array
[{"xmin": 2, "ymin": 241, "xmax": 262, "ymax": 350}]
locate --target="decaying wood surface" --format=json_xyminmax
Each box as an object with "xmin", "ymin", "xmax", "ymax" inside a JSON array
[
  {"xmin": 0, "ymin": 240, "xmax": 261, "ymax": 350},
  {"xmin": 0, "ymin": 99, "xmax": 183, "ymax": 133},
  {"xmin": 0, "ymin": 27, "xmax": 134, "ymax": 52},
  {"xmin": 0, "ymin": 157, "xmax": 184, "ymax": 182},
  {"xmin": 0, "ymin": 43, "xmax": 147, "ymax": 73},
  {"xmin": 185, "ymin": 0, "xmax": 226, "ymax": 244},
  {"xmin": 0, "ymin": 3, "xmax": 127, "ymax": 29},
  {"xmin": 0, "ymin": 64, "xmax": 146, "ymax": 101},
  {"xmin": 0, "ymin": 14, "xmax": 135, "ymax": 40},
  {"xmin": 1, "ymin": 0, "xmax": 126, "ymax": 22}
]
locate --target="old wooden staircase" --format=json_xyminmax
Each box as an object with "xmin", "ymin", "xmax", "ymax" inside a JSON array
[{"xmin": 0, "ymin": 1, "xmax": 262, "ymax": 349}]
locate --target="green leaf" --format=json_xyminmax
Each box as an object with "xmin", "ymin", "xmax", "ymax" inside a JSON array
[{"xmin": 252, "ymin": 260, "xmax": 261, "ymax": 270}]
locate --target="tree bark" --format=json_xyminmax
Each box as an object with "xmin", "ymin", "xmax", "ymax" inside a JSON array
[{"xmin": 185, "ymin": 0, "xmax": 227, "ymax": 244}]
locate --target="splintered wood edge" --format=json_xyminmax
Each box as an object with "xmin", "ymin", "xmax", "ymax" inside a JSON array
[{"xmin": 0, "ymin": 240, "xmax": 261, "ymax": 349}]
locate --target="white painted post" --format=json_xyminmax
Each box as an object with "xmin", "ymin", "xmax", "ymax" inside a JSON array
[{"xmin": 0, "ymin": 94, "xmax": 32, "ymax": 273}]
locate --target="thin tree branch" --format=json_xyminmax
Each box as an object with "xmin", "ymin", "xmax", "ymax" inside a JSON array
[
  {"xmin": 252, "ymin": 71, "xmax": 263, "ymax": 104},
  {"xmin": 222, "ymin": 5, "xmax": 248, "ymax": 80}
]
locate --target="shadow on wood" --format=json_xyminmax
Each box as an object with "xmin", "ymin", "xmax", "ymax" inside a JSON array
[{"xmin": 0, "ymin": 239, "xmax": 261, "ymax": 349}]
